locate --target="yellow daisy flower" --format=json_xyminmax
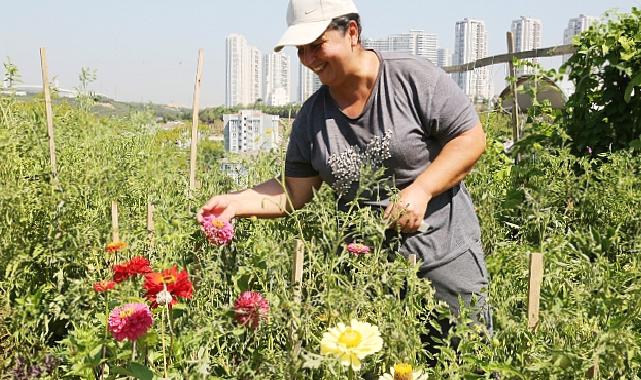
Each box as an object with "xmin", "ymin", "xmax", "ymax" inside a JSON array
[
  {"xmin": 379, "ymin": 363, "xmax": 429, "ymax": 380},
  {"xmin": 320, "ymin": 319, "xmax": 384, "ymax": 371}
]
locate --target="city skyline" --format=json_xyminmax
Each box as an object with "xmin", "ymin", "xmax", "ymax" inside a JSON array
[{"xmin": 1, "ymin": 1, "xmax": 638, "ymax": 107}]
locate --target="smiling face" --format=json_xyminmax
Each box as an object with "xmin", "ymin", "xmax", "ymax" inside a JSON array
[{"xmin": 296, "ymin": 20, "xmax": 360, "ymax": 88}]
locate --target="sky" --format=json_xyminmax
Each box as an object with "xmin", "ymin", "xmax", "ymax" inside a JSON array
[{"xmin": 2, "ymin": 0, "xmax": 639, "ymax": 108}]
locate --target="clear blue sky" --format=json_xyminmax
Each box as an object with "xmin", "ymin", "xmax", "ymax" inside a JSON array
[{"xmin": 1, "ymin": 0, "xmax": 639, "ymax": 107}]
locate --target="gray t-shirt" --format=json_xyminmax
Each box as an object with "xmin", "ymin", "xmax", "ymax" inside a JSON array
[{"xmin": 285, "ymin": 51, "xmax": 483, "ymax": 270}]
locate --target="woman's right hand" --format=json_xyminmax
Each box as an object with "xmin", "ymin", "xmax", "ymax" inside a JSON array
[{"xmin": 197, "ymin": 194, "xmax": 238, "ymax": 224}]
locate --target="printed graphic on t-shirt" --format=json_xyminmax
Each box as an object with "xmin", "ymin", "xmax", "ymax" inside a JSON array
[{"xmin": 326, "ymin": 130, "xmax": 393, "ymax": 196}]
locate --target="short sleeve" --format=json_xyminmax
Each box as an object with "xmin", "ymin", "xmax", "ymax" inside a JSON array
[
  {"xmin": 428, "ymin": 71, "xmax": 480, "ymax": 146},
  {"xmin": 285, "ymin": 118, "xmax": 319, "ymax": 177}
]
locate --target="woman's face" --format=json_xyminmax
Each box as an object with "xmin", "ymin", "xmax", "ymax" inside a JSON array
[{"xmin": 296, "ymin": 24, "xmax": 356, "ymax": 87}]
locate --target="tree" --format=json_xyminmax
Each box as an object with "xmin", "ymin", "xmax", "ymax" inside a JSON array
[
  {"xmin": 3, "ymin": 57, "xmax": 21, "ymax": 90},
  {"xmin": 563, "ymin": 8, "xmax": 641, "ymax": 154}
]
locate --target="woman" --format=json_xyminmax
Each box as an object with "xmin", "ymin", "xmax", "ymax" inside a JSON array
[{"xmin": 198, "ymin": 0, "xmax": 492, "ymax": 356}]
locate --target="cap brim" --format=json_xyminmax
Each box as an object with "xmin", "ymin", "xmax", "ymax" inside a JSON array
[{"xmin": 274, "ymin": 19, "xmax": 332, "ymax": 52}]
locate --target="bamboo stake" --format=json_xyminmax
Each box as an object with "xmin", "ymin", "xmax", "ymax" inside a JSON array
[
  {"xmin": 506, "ymin": 32, "xmax": 521, "ymax": 165},
  {"xmin": 111, "ymin": 201, "xmax": 120, "ymax": 242},
  {"xmin": 147, "ymin": 202, "xmax": 155, "ymax": 250},
  {"xmin": 39, "ymin": 48, "xmax": 58, "ymax": 180},
  {"xmin": 443, "ymin": 43, "xmax": 575, "ymax": 74},
  {"xmin": 527, "ymin": 252, "xmax": 544, "ymax": 329},
  {"xmin": 188, "ymin": 49, "xmax": 205, "ymax": 195},
  {"xmin": 407, "ymin": 254, "xmax": 417, "ymax": 266}
]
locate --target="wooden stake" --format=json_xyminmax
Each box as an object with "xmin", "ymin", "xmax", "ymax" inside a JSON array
[
  {"xmin": 527, "ymin": 252, "xmax": 544, "ymax": 329},
  {"xmin": 407, "ymin": 254, "xmax": 417, "ymax": 266},
  {"xmin": 147, "ymin": 202, "xmax": 155, "ymax": 249},
  {"xmin": 188, "ymin": 49, "xmax": 205, "ymax": 195},
  {"xmin": 39, "ymin": 48, "xmax": 58, "ymax": 179},
  {"xmin": 292, "ymin": 240, "xmax": 304, "ymax": 305},
  {"xmin": 506, "ymin": 32, "xmax": 521, "ymax": 148},
  {"xmin": 111, "ymin": 201, "xmax": 120, "ymax": 242},
  {"xmin": 290, "ymin": 240, "xmax": 305, "ymax": 359}
]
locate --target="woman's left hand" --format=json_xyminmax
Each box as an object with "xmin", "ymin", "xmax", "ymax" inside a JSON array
[{"xmin": 384, "ymin": 183, "xmax": 432, "ymax": 233}]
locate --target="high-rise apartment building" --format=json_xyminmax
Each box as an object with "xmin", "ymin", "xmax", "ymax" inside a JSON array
[
  {"xmin": 453, "ymin": 18, "xmax": 490, "ymax": 101},
  {"xmin": 563, "ymin": 14, "xmax": 596, "ymax": 63},
  {"xmin": 511, "ymin": 16, "xmax": 542, "ymax": 76},
  {"xmin": 298, "ymin": 63, "xmax": 322, "ymax": 103},
  {"xmin": 363, "ymin": 30, "xmax": 438, "ymax": 64},
  {"xmin": 264, "ymin": 52, "xmax": 291, "ymax": 106},
  {"xmin": 249, "ymin": 47, "xmax": 263, "ymax": 105},
  {"xmin": 225, "ymin": 34, "xmax": 263, "ymax": 107},
  {"xmin": 437, "ymin": 48, "xmax": 452, "ymax": 68},
  {"xmin": 223, "ymin": 110, "xmax": 280, "ymax": 153}
]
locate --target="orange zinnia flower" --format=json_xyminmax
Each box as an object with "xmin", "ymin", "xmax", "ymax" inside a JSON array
[
  {"xmin": 93, "ymin": 280, "xmax": 116, "ymax": 292},
  {"xmin": 144, "ymin": 266, "xmax": 193, "ymax": 308},
  {"xmin": 106, "ymin": 241, "xmax": 128, "ymax": 253}
]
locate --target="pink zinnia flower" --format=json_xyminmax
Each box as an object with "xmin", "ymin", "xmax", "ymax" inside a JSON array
[
  {"xmin": 201, "ymin": 215, "xmax": 234, "ymax": 245},
  {"xmin": 346, "ymin": 242, "xmax": 371, "ymax": 256},
  {"xmin": 108, "ymin": 303, "xmax": 153, "ymax": 341},
  {"xmin": 234, "ymin": 291, "xmax": 269, "ymax": 329}
]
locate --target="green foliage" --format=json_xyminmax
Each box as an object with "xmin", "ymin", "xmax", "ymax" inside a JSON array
[
  {"xmin": 563, "ymin": 7, "xmax": 641, "ymax": 154},
  {"xmin": 2, "ymin": 11, "xmax": 641, "ymax": 376},
  {"xmin": 199, "ymin": 104, "xmax": 302, "ymax": 124}
]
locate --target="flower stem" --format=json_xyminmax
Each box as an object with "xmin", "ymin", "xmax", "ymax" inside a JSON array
[
  {"xmin": 166, "ymin": 305, "xmax": 175, "ymax": 364},
  {"xmin": 161, "ymin": 306, "xmax": 168, "ymax": 378},
  {"xmin": 131, "ymin": 340, "xmax": 137, "ymax": 362},
  {"xmin": 99, "ymin": 295, "xmax": 109, "ymax": 380}
]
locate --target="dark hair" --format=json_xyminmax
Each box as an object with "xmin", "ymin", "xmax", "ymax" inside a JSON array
[{"xmin": 327, "ymin": 13, "xmax": 362, "ymax": 43}]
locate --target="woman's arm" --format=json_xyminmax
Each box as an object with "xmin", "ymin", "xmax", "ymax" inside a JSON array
[
  {"xmin": 385, "ymin": 122, "xmax": 486, "ymax": 232},
  {"xmin": 197, "ymin": 176, "xmax": 323, "ymax": 222}
]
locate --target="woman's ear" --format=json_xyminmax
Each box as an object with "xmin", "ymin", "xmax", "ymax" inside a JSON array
[{"xmin": 348, "ymin": 20, "xmax": 359, "ymax": 46}]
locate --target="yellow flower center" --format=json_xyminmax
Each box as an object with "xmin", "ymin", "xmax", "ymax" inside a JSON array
[
  {"xmin": 162, "ymin": 274, "xmax": 176, "ymax": 285},
  {"xmin": 338, "ymin": 328, "xmax": 362, "ymax": 348},
  {"xmin": 393, "ymin": 363, "xmax": 413, "ymax": 380},
  {"xmin": 119, "ymin": 307, "xmax": 134, "ymax": 319},
  {"xmin": 212, "ymin": 220, "xmax": 225, "ymax": 229}
]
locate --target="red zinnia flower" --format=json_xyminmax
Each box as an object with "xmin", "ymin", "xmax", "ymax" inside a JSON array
[
  {"xmin": 93, "ymin": 280, "xmax": 116, "ymax": 292},
  {"xmin": 144, "ymin": 266, "xmax": 193, "ymax": 308},
  {"xmin": 113, "ymin": 256, "xmax": 152, "ymax": 283},
  {"xmin": 105, "ymin": 241, "xmax": 128, "ymax": 253},
  {"xmin": 234, "ymin": 290, "xmax": 270, "ymax": 329}
]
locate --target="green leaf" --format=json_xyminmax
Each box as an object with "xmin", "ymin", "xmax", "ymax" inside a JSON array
[
  {"xmin": 624, "ymin": 72, "xmax": 641, "ymax": 103},
  {"xmin": 128, "ymin": 362, "xmax": 154, "ymax": 380},
  {"xmin": 621, "ymin": 51, "xmax": 636, "ymax": 61}
]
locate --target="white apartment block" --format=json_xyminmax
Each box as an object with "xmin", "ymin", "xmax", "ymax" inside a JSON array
[
  {"xmin": 563, "ymin": 14, "xmax": 597, "ymax": 63},
  {"xmin": 223, "ymin": 110, "xmax": 280, "ymax": 153},
  {"xmin": 511, "ymin": 16, "xmax": 542, "ymax": 76},
  {"xmin": 263, "ymin": 52, "xmax": 291, "ymax": 106},
  {"xmin": 363, "ymin": 30, "xmax": 438, "ymax": 65},
  {"xmin": 298, "ymin": 63, "xmax": 322, "ymax": 103},
  {"xmin": 453, "ymin": 18, "xmax": 490, "ymax": 101},
  {"xmin": 437, "ymin": 48, "xmax": 452, "ymax": 68},
  {"xmin": 225, "ymin": 34, "xmax": 263, "ymax": 107}
]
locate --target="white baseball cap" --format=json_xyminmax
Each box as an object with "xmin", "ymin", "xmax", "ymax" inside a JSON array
[{"xmin": 274, "ymin": 0, "xmax": 358, "ymax": 52}]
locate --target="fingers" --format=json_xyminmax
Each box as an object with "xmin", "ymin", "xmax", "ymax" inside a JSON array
[
  {"xmin": 197, "ymin": 197, "xmax": 232, "ymax": 223},
  {"xmin": 384, "ymin": 202, "xmax": 421, "ymax": 233},
  {"xmin": 397, "ymin": 212, "xmax": 421, "ymax": 232}
]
